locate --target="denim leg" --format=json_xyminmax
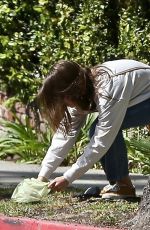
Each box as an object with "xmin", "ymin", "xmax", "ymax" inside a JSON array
[
  {"xmin": 121, "ymin": 98, "xmax": 150, "ymax": 129},
  {"xmin": 89, "ymin": 119, "xmax": 128, "ymax": 181},
  {"xmin": 89, "ymin": 98, "xmax": 150, "ymax": 181},
  {"xmin": 100, "ymin": 130, "xmax": 129, "ymax": 181}
]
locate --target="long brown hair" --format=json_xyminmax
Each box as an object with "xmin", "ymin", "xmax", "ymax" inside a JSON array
[{"xmin": 37, "ymin": 60, "xmax": 95, "ymax": 134}]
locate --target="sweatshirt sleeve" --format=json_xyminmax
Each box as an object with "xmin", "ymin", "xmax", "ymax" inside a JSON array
[
  {"xmin": 63, "ymin": 74, "xmax": 134, "ymax": 183},
  {"xmin": 38, "ymin": 108, "xmax": 87, "ymax": 179}
]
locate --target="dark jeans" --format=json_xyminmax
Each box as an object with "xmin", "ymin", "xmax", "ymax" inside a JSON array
[{"xmin": 89, "ymin": 98, "xmax": 150, "ymax": 181}]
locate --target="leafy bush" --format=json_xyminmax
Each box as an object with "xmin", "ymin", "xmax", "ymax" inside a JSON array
[
  {"xmin": 1, "ymin": 0, "xmax": 150, "ymax": 104},
  {"xmin": 118, "ymin": 1, "xmax": 150, "ymax": 64},
  {"xmin": 0, "ymin": 117, "xmax": 51, "ymax": 163},
  {"xmin": 125, "ymin": 137, "xmax": 150, "ymax": 175},
  {"xmin": 0, "ymin": 113, "xmax": 98, "ymax": 165},
  {"xmin": 0, "ymin": 0, "xmax": 150, "ymax": 172}
]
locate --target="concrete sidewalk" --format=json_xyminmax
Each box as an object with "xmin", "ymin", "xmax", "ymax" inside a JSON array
[{"xmin": 0, "ymin": 160, "xmax": 149, "ymax": 196}]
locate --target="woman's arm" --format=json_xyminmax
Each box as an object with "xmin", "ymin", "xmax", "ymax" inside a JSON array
[{"xmin": 38, "ymin": 107, "xmax": 87, "ymax": 181}]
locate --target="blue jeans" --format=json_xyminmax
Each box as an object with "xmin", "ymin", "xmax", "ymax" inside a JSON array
[{"xmin": 89, "ymin": 98, "xmax": 150, "ymax": 182}]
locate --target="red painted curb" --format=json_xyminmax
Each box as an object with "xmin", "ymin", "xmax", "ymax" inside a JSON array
[{"xmin": 0, "ymin": 215, "xmax": 121, "ymax": 230}]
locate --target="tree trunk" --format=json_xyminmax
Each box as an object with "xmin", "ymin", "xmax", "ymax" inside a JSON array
[{"xmin": 125, "ymin": 176, "xmax": 150, "ymax": 229}]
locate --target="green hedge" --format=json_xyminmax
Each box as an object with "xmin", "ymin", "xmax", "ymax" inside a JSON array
[{"xmin": 0, "ymin": 0, "xmax": 150, "ymax": 104}]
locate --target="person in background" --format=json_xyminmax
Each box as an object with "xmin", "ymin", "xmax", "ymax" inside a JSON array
[{"xmin": 37, "ymin": 59, "xmax": 150, "ymax": 199}]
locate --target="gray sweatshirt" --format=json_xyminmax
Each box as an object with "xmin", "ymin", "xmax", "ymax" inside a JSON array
[{"xmin": 38, "ymin": 59, "xmax": 150, "ymax": 183}]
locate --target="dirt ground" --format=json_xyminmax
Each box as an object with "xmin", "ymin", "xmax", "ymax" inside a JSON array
[{"xmin": 0, "ymin": 188, "xmax": 140, "ymax": 229}]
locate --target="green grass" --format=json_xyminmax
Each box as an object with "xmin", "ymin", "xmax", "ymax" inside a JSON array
[{"xmin": 0, "ymin": 188, "xmax": 139, "ymax": 228}]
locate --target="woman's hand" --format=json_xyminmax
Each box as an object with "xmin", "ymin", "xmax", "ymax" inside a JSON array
[{"xmin": 48, "ymin": 176, "xmax": 69, "ymax": 192}]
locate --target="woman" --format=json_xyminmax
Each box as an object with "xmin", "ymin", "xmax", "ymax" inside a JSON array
[{"xmin": 37, "ymin": 59, "xmax": 150, "ymax": 199}]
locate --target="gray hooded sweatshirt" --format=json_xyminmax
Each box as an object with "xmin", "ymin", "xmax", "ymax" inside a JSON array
[{"xmin": 38, "ymin": 59, "xmax": 150, "ymax": 183}]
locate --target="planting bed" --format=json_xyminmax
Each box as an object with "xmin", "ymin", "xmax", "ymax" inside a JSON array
[{"xmin": 0, "ymin": 187, "xmax": 139, "ymax": 229}]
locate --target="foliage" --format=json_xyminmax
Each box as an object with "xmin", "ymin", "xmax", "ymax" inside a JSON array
[
  {"xmin": 118, "ymin": 1, "xmax": 150, "ymax": 64},
  {"xmin": 0, "ymin": 0, "xmax": 42, "ymax": 102},
  {"xmin": 1, "ymin": 0, "xmax": 150, "ymax": 104},
  {"xmin": 126, "ymin": 137, "xmax": 150, "ymax": 175},
  {"xmin": 0, "ymin": 117, "xmax": 51, "ymax": 163},
  {"xmin": 0, "ymin": 114, "xmax": 97, "ymax": 165},
  {"xmin": 0, "ymin": 0, "xmax": 150, "ymax": 172}
]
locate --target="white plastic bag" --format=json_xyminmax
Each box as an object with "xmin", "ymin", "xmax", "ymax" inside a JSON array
[{"xmin": 11, "ymin": 178, "xmax": 50, "ymax": 203}]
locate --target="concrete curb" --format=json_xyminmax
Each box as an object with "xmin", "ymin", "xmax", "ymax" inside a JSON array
[
  {"xmin": 0, "ymin": 160, "xmax": 148, "ymax": 196},
  {"xmin": 0, "ymin": 215, "xmax": 121, "ymax": 230}
]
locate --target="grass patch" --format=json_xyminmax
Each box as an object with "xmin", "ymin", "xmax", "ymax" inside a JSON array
[{"xmin": 0, "ymin": 188, "xmax": 139, "ymax": 228}]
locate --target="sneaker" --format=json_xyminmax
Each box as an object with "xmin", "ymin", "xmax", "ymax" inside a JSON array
[
  {"xmin": 100, "ymin": 184, "xmax": 136, "ymax": 199},
  {"xmin": 100, "ymin": 184, "xmax": 114, "ymax": 195}
]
